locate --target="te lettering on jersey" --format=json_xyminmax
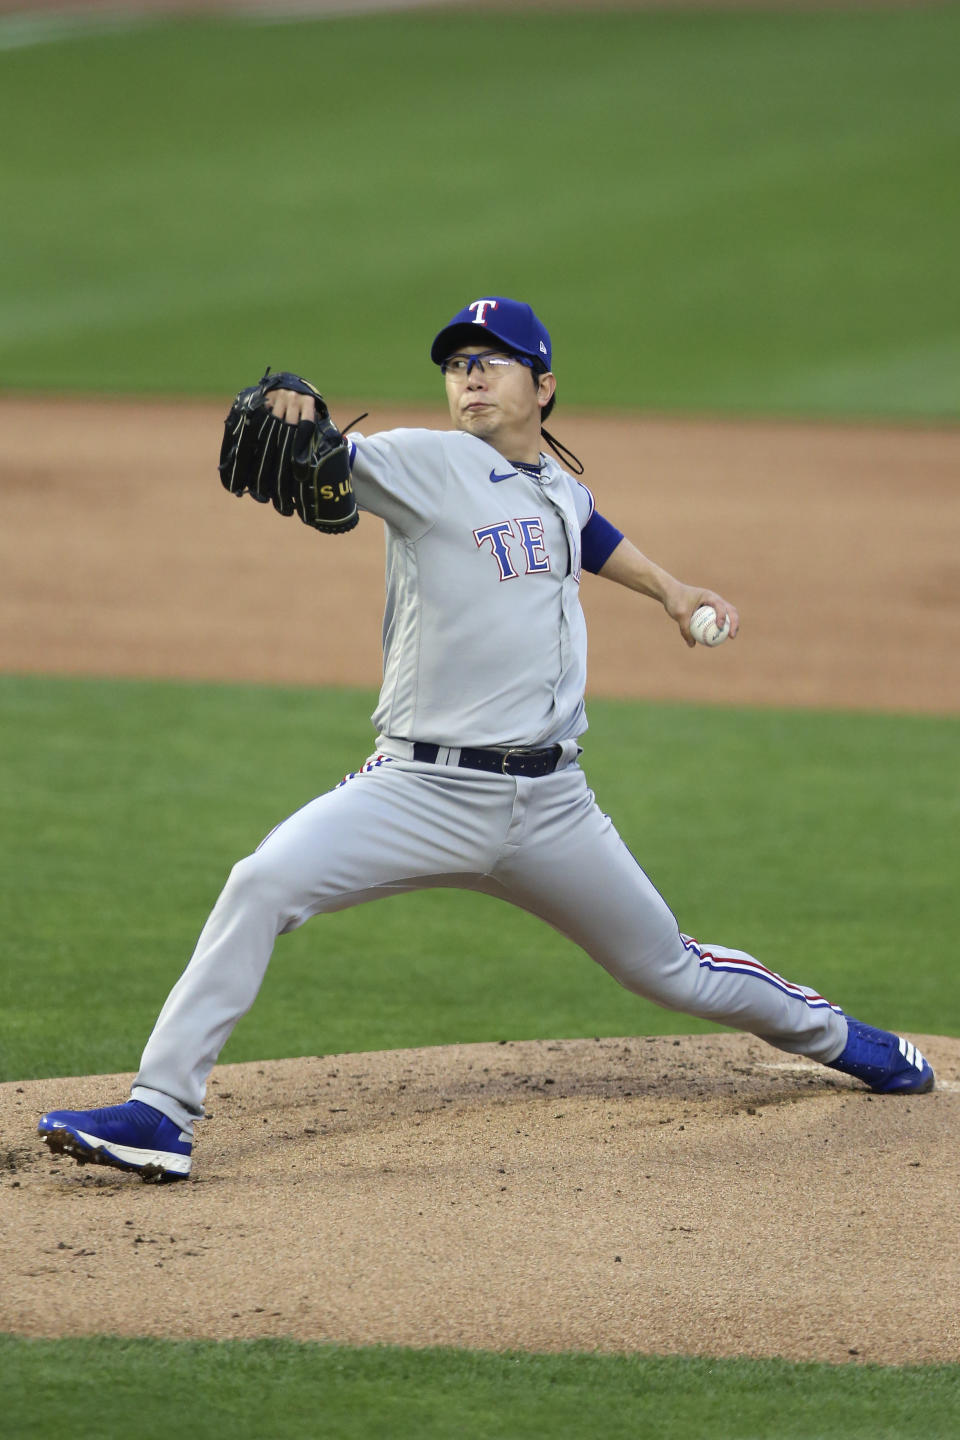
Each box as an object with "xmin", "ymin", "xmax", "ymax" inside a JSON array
[{"xmin": 474, "ymin": 517, "xmax": 562, "ymax": 580}]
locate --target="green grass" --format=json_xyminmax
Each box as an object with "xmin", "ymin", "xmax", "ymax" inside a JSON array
[
  {"xmin": 2, "ymin": 1337, "xmax": 959, "ymax": 1440},
  {"xmin": 0, "ymin": 8, "xmax": 958, "ymax": 419},
  {"xmin": 1, "ymin": 673, "xmax": 956, "ymax": 1082}
]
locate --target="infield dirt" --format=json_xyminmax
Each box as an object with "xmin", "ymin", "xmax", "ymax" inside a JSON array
[
  {"xmin": 3, "ymin": 397, "xmax": 959, "ymax": 712},
  {"xmin": 2, "ymin": 396, "xmax": 959, "ymax": 1363}
]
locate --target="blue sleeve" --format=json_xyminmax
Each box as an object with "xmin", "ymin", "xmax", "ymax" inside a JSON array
[{"xmin": 580, "ymin": 509, "xmax": 624, "ymax": 574}]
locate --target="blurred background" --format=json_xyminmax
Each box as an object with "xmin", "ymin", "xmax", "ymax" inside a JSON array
[{"xmin": 1, "ymin": 0, "xmax": 957, "ymax": 417}]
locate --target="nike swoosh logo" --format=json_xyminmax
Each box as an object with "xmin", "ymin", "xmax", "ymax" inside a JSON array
[{"xmin": 489, "ymin": 469, "xmax": 516, "ymax": 483}]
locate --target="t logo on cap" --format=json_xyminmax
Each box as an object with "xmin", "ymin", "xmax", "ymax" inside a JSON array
[
  {"xmin": 469, "ymin": 299, "xmax": 499, "ymax": 326},
  {"xmin": 430, "ymin": 296, "xmax": 552, "ymax": 374}
]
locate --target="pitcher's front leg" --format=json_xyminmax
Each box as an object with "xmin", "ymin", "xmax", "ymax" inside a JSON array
[{"xmin": 488, "ymin": 779, "xmax": 846, "ymax": 1062}]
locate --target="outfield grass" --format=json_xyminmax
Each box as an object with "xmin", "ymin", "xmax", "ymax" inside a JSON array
[
  {"xmin": 2, "ymin": 1337, "xmax": 959, "ymax": 1440},
  {"xmin": 1, "ymin": 673, "xmax": 956, "ymax": 1083},
  {"xmin": 1, "ymin": 7, "xmax": 957, "ymax": 419}
]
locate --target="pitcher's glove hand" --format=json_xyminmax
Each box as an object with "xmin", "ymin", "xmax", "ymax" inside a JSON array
[{"xmin": 218, "ymin": 369, "xmax": 359, "ymax": 535}]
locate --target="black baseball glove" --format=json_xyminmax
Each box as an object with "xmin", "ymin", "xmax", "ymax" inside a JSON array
[{"xmin": 218, "ymin": 369, "xmax": 359, "ymax": 535}]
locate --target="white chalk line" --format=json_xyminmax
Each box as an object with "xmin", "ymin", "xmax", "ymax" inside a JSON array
[{"xmin": 0, "ymin": 1, "xmax": 448, "ymax": 53}]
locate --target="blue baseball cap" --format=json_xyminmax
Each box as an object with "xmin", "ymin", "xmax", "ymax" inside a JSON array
[{"xmin": 430, "ymin": 297, "xmax": 552, "ymax": 371}]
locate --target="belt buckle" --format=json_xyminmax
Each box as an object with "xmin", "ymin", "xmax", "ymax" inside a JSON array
[{"xmin": 501, "ymin": 748, "xmax": 523, "ymax": 775}]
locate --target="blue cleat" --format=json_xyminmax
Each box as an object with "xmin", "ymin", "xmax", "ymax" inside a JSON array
[
  {"xmin": 38, "ymin": 1100, "xmax": 192, "ymax": 1182},
  {"xmin": 827, "ymin": 1018, "xmax": 935, "ymax": 1094}
]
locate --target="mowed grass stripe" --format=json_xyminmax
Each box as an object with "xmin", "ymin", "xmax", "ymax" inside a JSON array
[
  {"xmin": 0, "ymin": 8, "xmax": 957, "ymax": 418},
  {"xmin": 1, "ymin": 1337, "xmax": 959, "ymax": 1440},
  {"xmin": 1, "ymin": 673, "xmax": 956, "ymax": 1084}
]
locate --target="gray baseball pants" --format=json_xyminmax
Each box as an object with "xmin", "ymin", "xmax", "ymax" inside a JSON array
[{"xmin": 132, "ymin": 755, "xmax": 847, "ymax": 1133}]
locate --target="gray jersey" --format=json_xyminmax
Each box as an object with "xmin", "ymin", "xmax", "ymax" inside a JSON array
[{"xmin": 348, "ymin": 427, "xmax": 594, "ymax": 749}]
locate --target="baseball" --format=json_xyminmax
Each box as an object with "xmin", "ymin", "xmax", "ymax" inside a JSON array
[{"xmin": 690, "ymin": 604, "xmax": 730, "ymax": 647}]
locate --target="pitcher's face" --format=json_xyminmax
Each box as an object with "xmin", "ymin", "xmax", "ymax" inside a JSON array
[{"xmin": 443, "ymin": 346, "xmax": 555, "ymax": 453}]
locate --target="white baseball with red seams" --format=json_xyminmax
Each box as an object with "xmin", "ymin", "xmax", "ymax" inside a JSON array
[{"xmin": 690, "ymin": 603, "xmax": 730, "ymax": 647}]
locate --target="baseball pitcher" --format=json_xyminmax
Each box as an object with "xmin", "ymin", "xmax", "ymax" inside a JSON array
[{"xmin": 38, "ymin": 297, "xmax": 934, "ymax": 1180}]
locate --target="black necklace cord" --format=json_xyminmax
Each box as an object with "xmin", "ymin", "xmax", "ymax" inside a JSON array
[{"xmin": 541, "ymin": 426, "xmax": 585, "ymax": 476}]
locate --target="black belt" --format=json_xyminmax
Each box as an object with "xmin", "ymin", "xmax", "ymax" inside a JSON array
[{"xmin": 412, "ymin": 742, "xmax": 562, "ymax": 778}]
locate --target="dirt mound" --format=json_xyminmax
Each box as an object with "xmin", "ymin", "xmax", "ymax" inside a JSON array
[{"xmin": 4, "ymin": 1033, "xmax": 958, "ymax": 1364}]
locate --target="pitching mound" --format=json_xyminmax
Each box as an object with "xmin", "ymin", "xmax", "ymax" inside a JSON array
[{"xmin": 4, "ymin": 1033, "xmax": 958, "ymax": 1364}]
